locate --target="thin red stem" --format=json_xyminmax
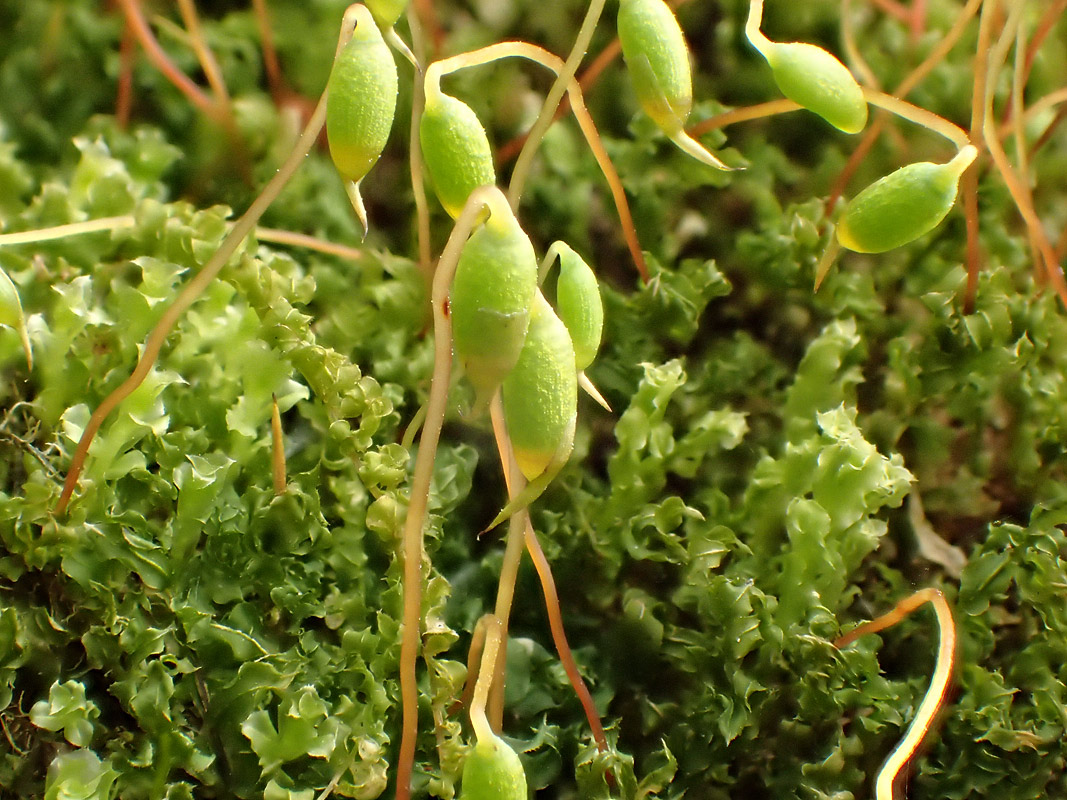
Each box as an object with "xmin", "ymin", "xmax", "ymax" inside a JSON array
[
  {"xmin": 868, "ymin": 0, "xmax": 909, "ymax": 24},
  {"xmin": 116, "ymin": 13, "xmax": 136, "ymax": 127},
  {"xmin": 116, "ymin": 0, "xmax": 221, "ymax": 123},
  {"xmin": 495, "ymin": 0, "xmax": 694, "ymax": 165},
  {"xmin": 251, "ymin": 0, "xmax": 285, "ymax": 100}
]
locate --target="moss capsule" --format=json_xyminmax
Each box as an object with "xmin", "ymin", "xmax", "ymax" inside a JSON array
[
  {"xmin": 502, "ymin": 291, "xmax": 578, "ymax": 481},
  {"xmin": 459, "ymin": 731, "xmax": 527, "ymax": 800},
  {"xmin": 617, "ymin": 0, "xmax": 731, "ymax": 169},
  {"xmin": 764, "ymin": 42, "xmax": 867, "ymax": 134},
  {"xmin": 451, "ymin": 189, "xmax": 538, "ymax": 408},
  {"xmin": 420, "ymin": 76, "xmax": 497, "ymax": 219},
  {"xmin": 553, "ymin": 244, "xmax": 603, "ymax": 372},
  {"xmin": 745, "ymin": 0, "xmax": 865, "ymax": 133},
  {"xmin": 617, "ymin": 0, "xmax": 692, "ymax": 135},
  {"xmin": 325, "ymin": 6, "xmax": 398, "ymax": 188},
  {"xmin": 837, "ymin": 145, "xmax": 977, "ymax": 253},
  {"xmin": 365, "ymin": 0, "xmax": 409, "ymax": 29},
  {"xmin": 485, "ymin": 290, "xmax": 577, "ymax": 530}
]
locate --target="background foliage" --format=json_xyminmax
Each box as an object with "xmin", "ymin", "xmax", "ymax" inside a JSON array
[{"xmin": 1, "ymin": 0, "xmax": 1066, "ymax": 798}]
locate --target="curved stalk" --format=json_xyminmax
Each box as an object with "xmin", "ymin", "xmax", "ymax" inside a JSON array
[
  {"xmin": 176, "ymin": 0, "xmax": 232, "ymax": 109},
  {"xmin": 862, "ymin": 88, "xmax": 970, "ymax": 148},
  {"xmin": 395, "ymin": 185, "xmax": 503, "ymax": 800},
  {"xmin": 0, "ymin": 217, "xmax": 365, "ymax": 262},
  {"xmin": 510, "ymin": 0, "xmax": 607, "ymax": 203},
  {"xmin": 686, "ymin": 99, "xmax": 800, "ymax": 139},
  {"xmin": 841, "ymin": 0, "xmax": 880, "ymax": 90},
  {"xmin": 486, "ymin": 395, "xmax": 530, "ymax": 730},
  {"xmin": 488, "ymin": 393, "xmax": 608, "ymax": 754},
  {"xmin": 978, "ymin": 0, "xmax": 1067, "ymax": 307},
  {"xmin": 55, "ymin": 4, "xmax": 368, "ymax": 515},
  {"xmin": 253, "ymin": 227, "xmax": 365, "ymax": 261},
  {"xmin": 251, "ymin": 0, "xmax": 285, "ymax": 100},
  {"xmin": 469, "ymin": 614, "xmax": 504, "ymax": 744},
  {"xmin": 744, "ymin": 0, "xmax": 773, "ymax": 60},
  {"xmin": 429, "ymin": 42, "xmax": 649, "ymax": 282},
  {"xmin": 835, "ymin": 589, "xmax": 956, "ymax": 800},
  {"xmin": 117, "ymin": 0, "xmax": 220, "ymax": 123},
  {"xmin": 405, "ymin": 3, "xmax": 433, "ymax": 281},
  {"xmin": 450, "ymin": 614, "xmax": 490, "ymax": 716}
]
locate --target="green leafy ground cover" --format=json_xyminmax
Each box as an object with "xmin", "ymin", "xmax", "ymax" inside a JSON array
[{"xmin": 1, "ymin": 0, "xmax": 1066, "ymax": 798}]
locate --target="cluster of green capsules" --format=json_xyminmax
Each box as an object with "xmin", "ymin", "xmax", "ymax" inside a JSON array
[
  {"xmin": 322, "ymin": 4, "xmax": 609, "ymax": 796},
  {"xmin": 21, "ymin": 1, "xmax": 977, "ymax": 797},
  {"xmin": 323, "ymin": 2, "xmax": 605, "ymax": 505},
  {"xmin": 321, "ymin": 0, "xmax": 981, "ymax": 552},
  {"xmin": 741, "ymin": 0, "xmax": 977, "ymax": 268},
  {"xmin": 616, "ymin": 0, "xmax": 977, "ymax": 266}
]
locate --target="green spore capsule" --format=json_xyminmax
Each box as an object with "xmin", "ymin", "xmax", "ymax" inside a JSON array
[
  {"xmin": 745, "ymin": 0, "xmax": 866, "ymax": 133},
  {"xmin": 325, "ymin": 5, "xmax": 398, "ymax": 230},
  {"xmin": 618, "ymin": 0, "xmax": 731, "ymax": 169},
  {"xmin": 365, "ymin": 0, "xmax": 409, "ymax": 29},
  {"xmin": 460, "ymin": 731, "xmax": 528, "ymax": 800},
  {"xmin": 763, "ymin": 42, "xmax": 867, "ymax": 134},
  {"xmin": 0, "ymin": 266, "xmax": 31, "ymax": 370},
  {"xmin": 618, "ymin": 0, "xmax": 692, "ymax": 135},
  {"xmin": 837, "ymin": 145, "xmax": 977, "ymax": 253},
  {"xmin": 421, "ymin": 75, "xmax": 497, "ymax": 219},
  {"xmin": 502, "ymin": 291, "xmax": 578, "ymax": 481},
  {"xmin": 485, "ymin": 291, "xmax": 577, "ymax": 531},
  {"xmin": 553, "ymin": 244, "xmax": 603, "ymax": 372},
  {"xmin": 451, "ymin": 189, "xmax": 538, "ymax": 409}
]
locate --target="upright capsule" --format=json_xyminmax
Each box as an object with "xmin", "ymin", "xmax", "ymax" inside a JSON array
[
  {"xmin": 421, "ymin": 70, "xmax": 497, "ymax": 219},
  {"xmin": 837, "ymin": 145, "xmax": 977, "ymax": 253},
  {"xmin": 745, "ymin": 0, "xmax": 867, "ymax": 133},
  {"xmin": 451, "ymin": 188, "xmax": 538, "ymax": 410},
  {"xmin": 325, "ymin": 4, "xmax": 398, "ymax": 232},
  {"xmin": 617, "ymin": 0, "xmax": 731, "ymax": 170},
  {"xmin": 459, "ymin": 731, "xmax": 527, "ymax": 800}
]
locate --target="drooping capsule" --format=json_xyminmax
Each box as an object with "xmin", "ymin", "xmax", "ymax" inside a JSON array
[
  {"xmin": 837, "ymin": 145, "xmax": 977, "ymax": 253},
  {"xmin": 484, "ymin": 291, "xmax": 577, "ymax": 530},
  {"xmin": 459, "ymin": 731, "xmax": 528, "ymax": 800},
  {"xmin": 618, "ymin": 0, "xmax": 692, "ymax": 135},
  {"xmin": 502, "ymin": 291, "xmax": 577, "ymax": 481},
  {"xmin": 763, "ymin": 42, "xmax": 867, "ymax": 134},
  {"xmin": 745, "ymin": 0, "xmax": 867, "ymax": 134},
  {"xmin": 617, "ymin": 0, "xmax": 731, "ymax": 170},
  {"xmin": 451, "ymin": 189, "xmax": 538, "ymax": 409},
  {"xmin": 420, "ymin": 74, "xmax": 497, "ymax": 219},
  {"xmin": 325, "ymin": 4, "xmax": 398, "ymax": 232}
]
